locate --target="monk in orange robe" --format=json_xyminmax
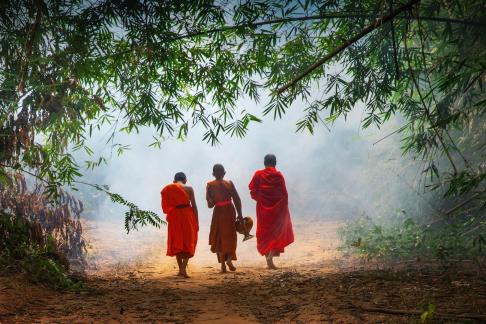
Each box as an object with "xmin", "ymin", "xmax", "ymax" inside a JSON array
[
  {"xmin": 207, "ymin": 164, "xmax": 244, "ymax": 273},
  {"xmin": 249, "ymin": 154, "xmax": 294, "ymax": 269},
  {"xmin": 161, "ymin": 172, "xmax": 199, "ymax": 278}
]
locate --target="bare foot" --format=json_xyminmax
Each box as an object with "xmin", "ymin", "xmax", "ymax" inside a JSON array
[
  {"xmin": 266, "ymin": 254, "xmax": 277, "ymax": 270},
  {"xmin": 178, "ymin": 263, "xmax": 189, "ymax": 277},
  {"xmin": 181, "ymin": 269, "xmax": 190, "ymax": 278},
  {"xmin": 226, "ymin": 259, "xmax": 236, "ymax": 272}
]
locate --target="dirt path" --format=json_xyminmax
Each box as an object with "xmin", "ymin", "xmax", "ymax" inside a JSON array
[
  {"xmin": 2, "ymin": 261, "xmax": 486, "ymax": 323},
  {"xmin": 1, "ymin": 221, "xmax": 485, "ymax": 323}
]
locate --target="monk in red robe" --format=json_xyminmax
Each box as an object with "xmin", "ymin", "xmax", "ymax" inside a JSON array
[
  {"xmin": 249, "ymin": 154, "xmax": 294, "ymax": 269},
  {"xmin": 207, "ymin": 164, "xmax": 244, "ymax": 273},
  {"xmin": 161, "ymin": 172, "xmax": 199, "ymax": 278}
]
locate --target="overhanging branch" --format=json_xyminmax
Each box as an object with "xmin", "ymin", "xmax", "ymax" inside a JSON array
[
  {"xmin": 98, "ymin": 10, "xmax": 484, "ymax": 61},
  {"xmin": 275, "ymin": 0, "xmax": 421, "ymax": 95},
  {"xmin": 17, "ymin": 0, "xmax": 44, "ymax": 93},
  {"xmin": 175, "ymin": 12, "xmax": 485, "ymax": 41}
]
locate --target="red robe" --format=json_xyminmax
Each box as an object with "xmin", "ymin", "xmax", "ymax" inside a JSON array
[
  {"xmin": 161, "ymin": 183, "xmax": 198, "ymax": 258},
  {"xmin": 249, "ymin": 167, "xmax": 294, "ymax": 256}
]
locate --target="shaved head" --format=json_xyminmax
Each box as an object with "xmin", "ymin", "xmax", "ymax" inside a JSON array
[
  {"xmin": 173, "ymin": 172, "xmax": 187, "ymax": 184},
  {"xmin": 213, "ymin": 164, "xmax": 225, "ymax": 179},
  {"xmin": 264, "ymin": 154, "xmax": 277, "ymax": 167}
]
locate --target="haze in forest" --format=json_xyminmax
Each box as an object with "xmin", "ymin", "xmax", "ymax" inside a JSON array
[{"xmin": 76, "ymin": 96, "xmax": 432, "ymax": 266}]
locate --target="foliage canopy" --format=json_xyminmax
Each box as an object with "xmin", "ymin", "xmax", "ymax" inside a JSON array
[{"xmin": 0, "ymin": 0, "xmax": 485, "ymax": 234}]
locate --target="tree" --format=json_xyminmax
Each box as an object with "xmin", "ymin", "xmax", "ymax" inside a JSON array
[{"xmin": 0, "ymin": 0, "xmax": 485, "ymax": 232}]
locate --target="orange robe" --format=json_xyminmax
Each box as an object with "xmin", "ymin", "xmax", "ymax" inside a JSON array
[
  {"xmin": 249, "ymin": 167, "xmax": 294, "ymax": 256},
  {"xmin": 161, "ymin": 183, "xmax": 198, "ymax": 258},
  {"xmin": 207, "ymin": 180, "xmax": 237, "ymax": 262}
]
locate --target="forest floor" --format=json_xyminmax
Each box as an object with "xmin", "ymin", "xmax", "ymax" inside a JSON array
[{"xmin": 1, "ymin": 220, "xmax": 485, "ymax": 323}]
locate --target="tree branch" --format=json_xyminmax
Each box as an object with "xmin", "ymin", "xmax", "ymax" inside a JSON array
[
  {"xmin": 444, "ymin": 192, "xmax": 480, "ymax": 216},
  {"xmin": 17, "ymin": 0, "xmax": 44, "ymax": 93},
  {"xmin": 0, "ymin": 162, "xmax": 165, "ymax": 232},
  {"xmin": 403, "ymin": 20, "xmax": 458, "ymax": 174},
  {"xmin": 275, "ymin": 0, "xmax": 421, "ymax": 95},
  {"xmin": 416, "ymin": 18, "xmax": 471, "ymax": 169},
  {"xmin": 97, "ymin": 11, "xmax": 484, "ymax": 61},
  {"xmin": 372, "ymin": 122, "xmax": 411, "ymax": 145},
  {"xmin": 174, "ymin": 12, "xmax": 485, "ymax": 41},
  {"xmin": 389, "ymin": 1, "xmax": 401, "ymax": 82}
]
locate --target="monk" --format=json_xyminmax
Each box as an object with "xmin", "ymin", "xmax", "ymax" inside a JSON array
[
  {"xmin": 161, "ymin": 172, "xmax": 199, "ymax": 278},
  {"xmin": 207, "ymin": 164, "xmax": 244, "ymax": 273},
  {"xmin": 249, "ymin": 154, "xmax": 294, "ymax": 269}
]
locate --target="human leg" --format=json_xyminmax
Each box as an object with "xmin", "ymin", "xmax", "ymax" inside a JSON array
[
  {"xmin": 265, "ymin": 250, "xmax": 277, "ymax": 270},
  {"xmin": 176, "ymin": 254, "xmax": 184, "ymax": 276}
]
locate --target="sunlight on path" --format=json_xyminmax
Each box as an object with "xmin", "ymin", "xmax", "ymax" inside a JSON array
[{"xmin": 84, "ymin": 219, "xmax": 343, "ymax": 274}]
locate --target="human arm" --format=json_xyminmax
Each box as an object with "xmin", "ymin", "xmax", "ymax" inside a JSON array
[
  {"xmin": 229, "ymin": 181, "xmax": 243, "ymax": 220},
  {"xmin": 161, "ymin": 187, "xmax": 175, "ymax": 222},
  {"xmin": 280, "ymin": 173, "xmax": 289, "ymax": 198},
  {"xmin": 188, "ymin": 186, "xmax": 199, "ymax": 231},
  {"xmin": 206, "ymin": 183, "xmax": 215, "ymax": 208},
  {"xmin": 248, "ymin": 172, "xmax": 259, "ymax": 201},
  {"xmin": 161, "ymin": 188, "xmax": 171, "ymax": 215}
]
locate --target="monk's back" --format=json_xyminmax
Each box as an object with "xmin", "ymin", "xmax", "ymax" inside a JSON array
[
  {"xmin": 162, "ymin": 183, "xmax": 190, "ymax": 207},
  {"xmin": 252, "ymin": 167, "xmax": 287, "ymax": 204},
  {"xmin": 207, "ymin": 180, "xmax": 233, "ymax": 202}
]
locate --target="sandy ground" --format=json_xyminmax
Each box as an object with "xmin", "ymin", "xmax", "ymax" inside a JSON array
[
  {"xmin": 1, "ymin": 220, "xmax": 486, "ymax": 323},
  {"xmin": 81, "ymin": 217, "xmax": 343, "ymax": 270}
]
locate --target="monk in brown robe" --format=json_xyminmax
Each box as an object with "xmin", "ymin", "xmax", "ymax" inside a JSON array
[
  {"xmin": 207, "ymin": 164, "xmax": 244, "ymax": 273},
  {"xmin": 161, "ymin": 172, "xmax": 199, "ymax": 278}
]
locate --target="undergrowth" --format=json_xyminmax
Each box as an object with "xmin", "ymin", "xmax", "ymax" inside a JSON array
[
  {"xmin": 339, "ymin": 213, "xmax": 486, "ymax": 264},
  {"xmin": 0, "ymin": 212, "xmax": 82, "ymax": 290}
]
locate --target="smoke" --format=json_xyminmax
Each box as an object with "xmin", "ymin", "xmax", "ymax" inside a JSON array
[{"xmin": 75, "ymin": 96, "xmax": 431, "ymax": 269}]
